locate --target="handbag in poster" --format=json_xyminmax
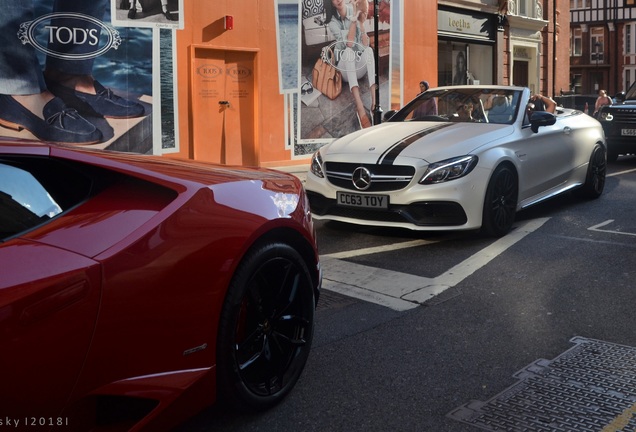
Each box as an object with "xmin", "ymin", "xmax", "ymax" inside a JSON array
[{"xmin": 312, "ymin": 47, "xmax": 342, "ymax": 100}]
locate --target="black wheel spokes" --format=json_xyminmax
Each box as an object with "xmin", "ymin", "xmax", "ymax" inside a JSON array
[
  {"xmin": 236, "ymin": 329, "xmax": 268, "ymax": 372},
  {"xmin": 591, "ymin": 149, "xmax": 607, "ymax": 193},
  {"xmin": 235, "ymin": 257, "xmax": 312, "ymax": 396},
  {"xmin": 491, "ymin": 170, "xmax": 516, "ymax": 230}
]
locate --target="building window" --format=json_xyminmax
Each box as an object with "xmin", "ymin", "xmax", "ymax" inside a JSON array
[
  {"xmin": 591, "ymin": 27, "xmax": 604, "ymax": 63},
  {"xmin": 572, "ymin": 27, "xmax": 582, "ymax": 56},
  {"xmin": 572, "ymin": 74, "xmax": 582, "ymax": 94},
  {"xmin": 627, "ymin": 69, "xmax": 632, "ymax": 92},
  {"xmin": 570, "ymin": 0, "xmax": 590, "ymax": 9},
  {"xmin": 627, "ymin": 25, "xmax": 633, "ymax": 55}
]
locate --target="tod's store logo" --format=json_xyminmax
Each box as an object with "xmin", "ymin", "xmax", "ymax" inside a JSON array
[
  {"xmin": 196, "ymin": 64, "xmax": 252, "ymax": 81},
  {"xmin": 18, "ymin": 13, "xmax": 121, "ymax": 60}
]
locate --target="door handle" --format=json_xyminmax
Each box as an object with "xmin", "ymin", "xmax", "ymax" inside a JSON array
[{"xmin": 219, "ymin": 100, "xmax": 230, "ymax": 107}]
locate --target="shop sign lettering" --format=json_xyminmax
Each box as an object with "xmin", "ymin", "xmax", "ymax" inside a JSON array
[
  {"xmin": 438, "ymin": 9, "xmax": 493, "ymax": 39},
  {"xmin": 18, "ymin": 13, "xmax": 120, "ymax": 60},
  {"xmin": 226, "ymin": 65, "xmax": 252, "ymax": 81},
  {"xmin": 197, "ymin": 64, "xmax": 223, "ymax": 79},
  {"xmin": 325, "ymin": 41, "xmax": 368, "ymax": 73}
]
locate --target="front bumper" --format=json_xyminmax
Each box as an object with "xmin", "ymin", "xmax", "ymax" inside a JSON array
[
  {"xmin": 308, "ymin": 191, "xmax": 467, "ymax": 226},
  {"xmin": 599, "ymin": 115, "xmax": 636, "ymax": 155},
  {"xmin": 304, "ymin": 168, "xmax": 490, "ymax": 231}
]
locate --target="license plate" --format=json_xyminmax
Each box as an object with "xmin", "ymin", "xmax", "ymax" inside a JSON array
[
  {"xmin": 336, "ymin": 192, "xmax": 389, "ymax": 209},
  {"xmin": 621, "ymin": 129, "xmax": 636, "ymax": 136}
]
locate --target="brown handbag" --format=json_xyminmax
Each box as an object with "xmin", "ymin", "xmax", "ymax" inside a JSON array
[{"xmin": 312, "ymin": 47, "xmax": 343, "ymax": 100}]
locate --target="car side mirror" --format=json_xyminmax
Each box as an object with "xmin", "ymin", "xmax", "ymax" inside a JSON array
[
  {"xmin": 614, "ymin": 92, "xmax": 626, "ymax": 103},
  {"xmin": 530, "ymin": 111, "xmax": 557, "ymax": 133},
  {"xmin": 384, "ymin": 110, "xmax": 397, "ymax": 121}
]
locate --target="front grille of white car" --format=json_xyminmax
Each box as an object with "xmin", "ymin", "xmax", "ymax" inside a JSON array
[{"xmin": 324, "ymin": 162, "xmax": 415, "ymax": 192}]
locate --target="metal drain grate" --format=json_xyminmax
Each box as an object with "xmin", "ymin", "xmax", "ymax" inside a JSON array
[{"xmin": 448, "ymin": 337, "xmax": 636, "ymax": 431}]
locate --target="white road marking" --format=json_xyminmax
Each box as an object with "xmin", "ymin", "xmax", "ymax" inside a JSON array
[
  {"xmin": 588, "ymin": 219, "xmax": 636, "ymax": 237},
  {"xmin": 321, "ymin": 218, "xmax": 550, "ymax": 310},
  {"xmin": 322, "ymin": 239, "xmax": 440, "ymax": 260},
  {"xmin": 608, "ymin": 167, "xmax": 636, "ymax": 177}
]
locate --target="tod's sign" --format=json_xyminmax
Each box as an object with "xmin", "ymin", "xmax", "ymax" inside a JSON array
[{"xmin": 18, "ymin": 13, "xmax": 121, "ymax": 60}]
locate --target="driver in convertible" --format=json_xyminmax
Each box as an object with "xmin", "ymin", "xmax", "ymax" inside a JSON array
[{"xmin": 452, "ymin": 102, "xmax": 475, "ymax": 122}]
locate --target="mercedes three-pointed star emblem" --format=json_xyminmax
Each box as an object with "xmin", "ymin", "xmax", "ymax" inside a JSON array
[{"xmin": 352, "ymin": 166, "xmax": 372, "ymax": 190}]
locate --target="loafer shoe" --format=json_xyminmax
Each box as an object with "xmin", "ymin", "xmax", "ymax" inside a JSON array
[
  {"xmin": 163, "ymin": 10, "xmax": 178, "ymax": 21},
  {"xmin": 46, "ymin": 79, "xmax": 145, "ymax": 119},
  {"xmin": 0, "ymin": 95, "xmax": 102, "ymax": 145}
]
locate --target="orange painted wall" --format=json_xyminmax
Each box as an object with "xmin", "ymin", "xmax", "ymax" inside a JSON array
[
  {"xmin": 403, "ymin": 2, "xmax": 439, "ymax": 104},
  {"xmin": 171, "ymin": 0, "xmax": 438, "ymax": 167}
]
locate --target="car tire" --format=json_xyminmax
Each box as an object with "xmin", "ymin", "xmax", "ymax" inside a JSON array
[
  {"xmin": 216, "ymin": 241, "xmax": 315, "ymax": 412},
  {"xmin": 574, "ymin": 144, "xmax": 606, "ymax": 199},
  {"xmin": 481, "ymin": 164, "xmax": 518, "ymax": 237}
]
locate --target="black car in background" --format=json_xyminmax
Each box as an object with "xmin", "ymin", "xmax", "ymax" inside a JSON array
[{"xmin": 596, "ymin": 82, "xmax": 636, "ymax": 162}]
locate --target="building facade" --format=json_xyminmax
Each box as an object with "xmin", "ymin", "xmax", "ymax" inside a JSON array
[
  {"xmin": 0, "ymin": 1, "xmax": 573, "ymax": 168},
  {"xmin": 440, "ymin": 0, "xmax": 570, "ymax": 99},
  {"xmin": 171, "ymin": 1, "xmax": 439, "ymax": 167},
  {"xmin": 570, "ymin": 0, "xmax": 636, "ymax": 98}
]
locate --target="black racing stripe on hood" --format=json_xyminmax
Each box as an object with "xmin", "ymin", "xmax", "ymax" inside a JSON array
[{"xmin": 377, "ymin": 123, "xmax": 453, "ymax": 165}]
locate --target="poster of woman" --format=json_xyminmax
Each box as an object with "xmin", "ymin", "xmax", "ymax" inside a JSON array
[
  {"xmin": 299, "ymin": 0, "xmax": 392, "ymax": 143},
  {"xmin": 452, "ymin": 50, "xmax": 467, "ymax": 86}
]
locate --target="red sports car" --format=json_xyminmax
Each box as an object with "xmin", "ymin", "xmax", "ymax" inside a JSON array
[{"xmin": 0, "ymin": 139, "xmax": 321, "ymax": 431}]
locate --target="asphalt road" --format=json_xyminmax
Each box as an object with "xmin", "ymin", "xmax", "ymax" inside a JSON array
[{"xmin": 177, "ymin": 156, "xmax": 636, "ymax": 432}]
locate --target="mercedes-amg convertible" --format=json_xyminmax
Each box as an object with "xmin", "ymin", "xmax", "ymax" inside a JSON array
[{"xmin": 306, "ymin": 85, "xmax": 606, "ymax": 237}]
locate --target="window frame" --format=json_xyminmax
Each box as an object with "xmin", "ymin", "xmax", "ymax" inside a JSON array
[
  {"xmin": 571, "ymin": 27, "xmax": 582, "ymax": 57},
  {"xmin": 590, "ymin": 27, "xmax": 604, "ymax": 64}
]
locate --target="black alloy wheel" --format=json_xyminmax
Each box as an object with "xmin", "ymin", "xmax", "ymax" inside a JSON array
[
  {"xmin": 481, "ymin": 165, "xmax": 518, "ymax": 237},
  {"xmin": 217, "ymin": 242, "xmax": 315, "ymax": 411},
  {"xmin": 574, "ymin": 144, "xmax": 606, "ymax": 199}
]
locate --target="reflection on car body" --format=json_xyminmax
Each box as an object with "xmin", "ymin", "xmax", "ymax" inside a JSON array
[{"xmin": 0, "ymin": 139, "xmax": 321, "ymax": 431}]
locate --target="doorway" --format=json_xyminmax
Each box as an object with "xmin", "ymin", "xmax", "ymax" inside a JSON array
[
  {"xmin": 191, "ymin": 47, "xmax": 257, "ymax": 165},
  {"xmin": 513, "ymin": 60, "xmax": 529, "ymax": 87}
]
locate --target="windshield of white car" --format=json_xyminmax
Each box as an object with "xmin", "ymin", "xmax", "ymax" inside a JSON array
[
  {"xmin": 624, "ymin": 81, "xmax": 636, "ymax": 100},
  {"xmin": 391, "ymin": 88, "xmax": 522, "ymax": 125}
]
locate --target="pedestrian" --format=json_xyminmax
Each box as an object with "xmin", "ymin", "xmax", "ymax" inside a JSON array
[
  {"xmin": 412, "ymin": 80, "xmax": 438, "ymax": 118},
  {"xmin": 594, "ymin": 89, "xmax": 612, "ymax": 117}
]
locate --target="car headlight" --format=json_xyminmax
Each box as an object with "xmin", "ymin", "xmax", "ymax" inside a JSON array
[
  {"xmin": 419, "ymin": 155, "xmax": 478, "ymax": 184},
  {"xmin": 598, "ymin": 112, "xmax": 613, "ymax": 121},
  {"xmin": 310, "ymin": 151, "xmax": 325, "ymax": 178}
]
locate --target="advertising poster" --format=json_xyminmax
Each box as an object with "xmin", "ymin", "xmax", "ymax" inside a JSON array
[
  {"xmin": 281, "ymin": 0, "xmax": 394, "ymax": 157},
  {"xmin": 452, "ymin": 49, "xmax": 467, "ymax": 86},
  {"xmin": 0, "ymin": 0, "xmax": 182, "ymax": 154}
]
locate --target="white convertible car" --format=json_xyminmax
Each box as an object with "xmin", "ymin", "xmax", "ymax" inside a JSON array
[{"xmin": 305, "ymin": 85, "xmax": 606, "ymax": 237}]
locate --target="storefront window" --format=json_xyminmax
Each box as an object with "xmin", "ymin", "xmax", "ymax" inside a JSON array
[{"xmin": 438, "ymin": 41, "xmax": 493, "ymax": 87}]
